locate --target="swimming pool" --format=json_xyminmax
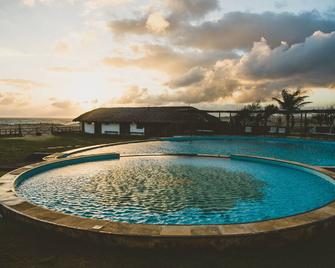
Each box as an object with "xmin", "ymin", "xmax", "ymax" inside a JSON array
[
  {"xmin": 68, "ymin": 136, "xmax": 335, "ymax": 166},
  {"xmin": 15, "ymin": 154, "xmax": 335, "ymax": 225}
]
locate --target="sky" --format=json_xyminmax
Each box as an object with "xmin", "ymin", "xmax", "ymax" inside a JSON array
[{"xmin": 1, "ymin": 0, "xmax": 335, "ymax": 117}]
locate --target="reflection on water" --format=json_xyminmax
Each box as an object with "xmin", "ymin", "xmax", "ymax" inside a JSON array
[{"xmin": 84, "ymin": 160, "xmax": 265, "ymax": 214}]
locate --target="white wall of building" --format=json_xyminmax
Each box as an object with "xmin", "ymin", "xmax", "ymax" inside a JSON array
[
  {"xmin": 130, "ymin": 123, "xmax": 145, "ymax": 136},
  {"xmin": 84, "ymin": 122, "xmax": 95, "ymax": 134},
  {"xmin": 102, "ymin": 123, "xmax": 120, "ymax": 135}
]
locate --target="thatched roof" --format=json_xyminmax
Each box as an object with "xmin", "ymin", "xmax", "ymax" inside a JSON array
[{"xmin": 74, "ymin": 106, "xmax": 220, "ymax": 124}]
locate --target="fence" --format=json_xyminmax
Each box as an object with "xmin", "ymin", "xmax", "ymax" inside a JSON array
[{"xmin": 0, "ymin": 124, "xmax": 82, "ymax": 137}]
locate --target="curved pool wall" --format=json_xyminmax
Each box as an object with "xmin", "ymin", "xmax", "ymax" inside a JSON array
[
  {"xmin": 14, "ymin": 154, "xmax": 335, "ymax": 225},
  {"xmin": 2, "ymin": 153, "xmax": 335, "ymax": 250},
  {"xmin": 56, "ymin": 136, "xmax": 335, "ymax": 167}
]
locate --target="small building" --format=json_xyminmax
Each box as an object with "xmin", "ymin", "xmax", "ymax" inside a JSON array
[{"xmin": 73, "ymin": 106, "xmax": 221, "ymax": 137}]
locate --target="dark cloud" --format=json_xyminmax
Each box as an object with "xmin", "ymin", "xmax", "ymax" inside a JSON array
[
  {"xmin": 167, "ymin": 67, "xmax": 206, "ymax": 88},
  {"xmin": 174, "ymin": 11, "xmax": 335, "ymax": 50}
]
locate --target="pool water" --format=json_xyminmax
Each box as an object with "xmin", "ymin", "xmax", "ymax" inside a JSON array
[
  {"xmin": 16, "ymin": 156, "xmax": 335, "ymax": 225},
  {"xmin": 72, "ymin": 136, "xmax": 335, "ymax": 166}
]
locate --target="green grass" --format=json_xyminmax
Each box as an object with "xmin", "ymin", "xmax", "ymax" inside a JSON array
[{"xmin": 0, "ymin": 134, "xmax": 140, "ymax": 168}]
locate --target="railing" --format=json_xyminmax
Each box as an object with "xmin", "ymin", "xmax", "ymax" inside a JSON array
[{"xmin": 0, "ymin": 125, "xmax": 81, "ymax": 137}]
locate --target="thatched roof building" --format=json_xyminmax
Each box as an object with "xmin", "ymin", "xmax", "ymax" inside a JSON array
[{"xmin": 74, "ymin": 106, "xmax": 220, "ymax": 136}]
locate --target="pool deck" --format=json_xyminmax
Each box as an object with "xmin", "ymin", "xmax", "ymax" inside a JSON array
[{"xmin": 1, "ymin": 152, "xmax": 335, "ymax": 250}]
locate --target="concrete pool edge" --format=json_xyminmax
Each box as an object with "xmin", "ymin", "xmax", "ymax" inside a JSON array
[{"xmin": 1, "ymin": 153, "xmax": 335, "ymax": 250}]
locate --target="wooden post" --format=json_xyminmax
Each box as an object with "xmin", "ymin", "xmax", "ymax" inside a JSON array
[
  {"xmin": 18, "ymin": 124, "xmax": 22, "ymax": 136},
  {"xmin": 300, "ymin": 113, "xmax": 303, "ymax": 136},
  {"xmin": 304, "ymin": 113, "xmax": 307, "ymax": 135}
]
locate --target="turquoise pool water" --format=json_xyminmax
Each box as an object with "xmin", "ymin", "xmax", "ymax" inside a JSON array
[
  {"xmin": 71, "ymin": 136, "xmax": 335, "ymax": 166},
  {"xmin": 16, "ymin": 155, "xmax": 335, "ymax": 225}
]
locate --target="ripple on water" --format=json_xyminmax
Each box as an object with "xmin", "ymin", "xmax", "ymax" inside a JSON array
[{"xmin": 16, "ymin": 156, "xmax": 335, "ymax": 225}]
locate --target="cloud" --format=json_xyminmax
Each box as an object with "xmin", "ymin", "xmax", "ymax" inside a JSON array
[
  {"xmin": 174, "ymin": 11, "xmax": 335, "ymax": 50},
  {"xmin": 85, "ymin": 0, "xmax": 132, "ymax": 9},
  {"xmin": 146, "ymin": 12, "xmax": 170, "ymax": 34},
  {"xmin": 108, "ymin": 18, "xmax": 148, "ymax": 35},
  {"xmin": 104, "ymin": 44, "xmax": 237, "ymax": 75},
  {"xmin": 166, "ymin": 0, "xmax": 219, "ymax": 20},
  {"xmin": 51, "ymin": 100, "xmax": 75, "ymax": 109},
  {"xmin": 113, "ymin": 30, "xmax": 335, "ymax": 105},
  {"xmin": 0, "ymin": 79, "xmax": 46, "ymax": 90},
  {"xmin": 167, "ymin": 67, "xmax": 206, "ymax": 88},
  {"xmin": 0, "ymin": 92, "xmax": 30, "ymax": 106},
  {"xmin": 236, "ymin": 31, "xmax": 335, "ymax": 87},
  {"xmin": 109, "ymin": 0, "xmax": 219, "ymax": 36},
  {"xmin": 48, "ymin": 66, "xmax": 89, "ymax": 72},
  {"xmin": 109, "ymin": 9, "xmax": 335, "ymax": 51}
]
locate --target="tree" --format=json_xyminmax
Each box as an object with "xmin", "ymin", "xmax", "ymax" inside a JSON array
[
  {"xmin": 324, "ymin": 106, "xmax": 335, "ymax": 130},
  {"xmin": 262, "ymin": 104, "xmax": 278, "ymax": 127},
  {"xmin": 272, "ymin": 89, "xmax": 311, "ymax": 132},
  {"xmin": 313, "ymin": 113, "xmax": 326, "ymax": 127},
  {"xmin": 235, "ymin": 101, "xmax": 262, "ymax": 127}
]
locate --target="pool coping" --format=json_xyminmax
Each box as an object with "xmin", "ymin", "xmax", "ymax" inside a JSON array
[{"xmin": 1, "ymin": 152, "xmax": 335, "ymax": 250}]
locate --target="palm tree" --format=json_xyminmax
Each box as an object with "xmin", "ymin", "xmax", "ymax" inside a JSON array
[
  {"xmin": 235, "ymin": 101, "xmax": 261, "ymax": 127},
  {"xmin": 262, "ymin": 104, "xmax": 278, "ymax": 127},
  {"xmin": 273, "ymin": 89, "xmax": 311, "ymax": 132}
]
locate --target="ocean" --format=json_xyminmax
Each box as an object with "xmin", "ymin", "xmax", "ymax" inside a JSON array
[{"xmin": 0, "ymin": 118, "xmax": 74, "ymax": 125}]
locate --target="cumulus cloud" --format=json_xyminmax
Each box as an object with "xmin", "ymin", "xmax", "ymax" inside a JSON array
[
  {"xmin": 236, "ymin": 31, "xmax": 335, "ymax": 86},
  {"xmin": 113, "ymin": 30, "xmax": 335, "ymax": 105}
]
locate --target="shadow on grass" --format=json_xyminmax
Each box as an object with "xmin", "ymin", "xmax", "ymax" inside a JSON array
[{"xmin": 1, "ymin": 217, "xmax": 335, "ymax": 268}]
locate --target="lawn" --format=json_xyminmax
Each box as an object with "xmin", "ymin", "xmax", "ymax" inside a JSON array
[{"xmin": 0, "ymin": 134, "xmax": 141, "ymax": 169}]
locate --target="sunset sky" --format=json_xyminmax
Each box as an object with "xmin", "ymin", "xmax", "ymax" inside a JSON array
[{"xmin": 1, "ymin": 0, "xmax": 335, "ymax": 117}]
